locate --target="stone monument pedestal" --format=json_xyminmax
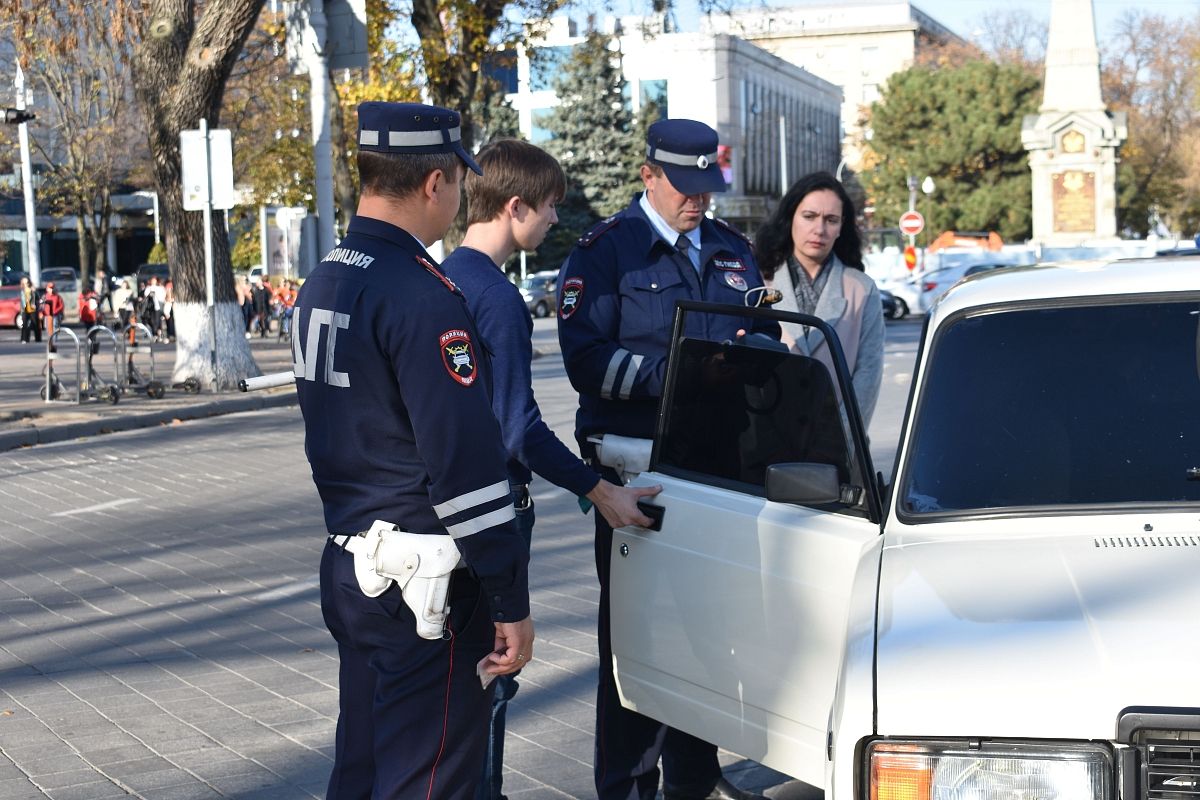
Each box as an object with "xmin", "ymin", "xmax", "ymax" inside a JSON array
[{"xmin": 1021, "ymin": 0, "xmax": 1126, "ymax": 246}]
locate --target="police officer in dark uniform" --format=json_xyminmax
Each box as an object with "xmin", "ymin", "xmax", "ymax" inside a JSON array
[
  {"xmin": 294, "ymin": 101, "xmax": 535, "ymax": 800},
  {"xmin": 557, "ymin": 119, "xmax": 779, "ymax": 800}
]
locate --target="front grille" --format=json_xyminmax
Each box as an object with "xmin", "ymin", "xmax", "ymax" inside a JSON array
[{"xmin": 1133, "ymin": 730, "xmax": 1200, "ymax": 800}]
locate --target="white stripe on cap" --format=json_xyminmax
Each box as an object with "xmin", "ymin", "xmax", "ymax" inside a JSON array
[
  {"xmin": 433, "ymin": 480, "xmax": 509, "ymax": 519},
  {"xmin": 360, "ymin": 130, "xmax": 380, "ymax": 146},
  {"xmin": 648, "ymin": 146, "xmax": 718, "ymax": 169},
  {"xmin": 387, "ymin": 126, "xmax": 463, "ymax": 148},
  {"xmin": 445, "ymin": 504, "xmax": 516, "ymax": 540}
]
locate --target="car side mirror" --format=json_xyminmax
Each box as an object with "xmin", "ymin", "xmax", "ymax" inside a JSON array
[{"xmin": 765, "ymin": 463, "xmax": 841, "ymax": 505}]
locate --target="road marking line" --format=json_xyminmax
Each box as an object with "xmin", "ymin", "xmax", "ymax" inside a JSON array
[{"xmin": 51, "ymin": 498, "xmax": 139, "ymax": 517}]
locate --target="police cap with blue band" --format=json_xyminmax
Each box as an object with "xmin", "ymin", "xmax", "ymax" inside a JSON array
[
  {"xmin": 645, "ymin": 118, "xmax": 727, "ymax": 195},
  {"xmin": 357, "ymin": 101, "xmax": 483, "ymax": 175}
]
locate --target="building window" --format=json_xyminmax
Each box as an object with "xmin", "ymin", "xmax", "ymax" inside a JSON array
[
  {"xmin": 530, "ymin": 108, "xmax": 555, "ymax": 143},
  {"xmin": 862, "ymin": 83, "xmax": 880, "ymax": 105},
  {"xmin": 639, "ymin": 79, "xmax": 669, "ymax": 119},
  {"xmin": 860, "ymin": 46, "xmax": 879, "ymax": 76},
  {"xmin": 529, "ymin": 45, "xmax": 575, "ymax": 92}
]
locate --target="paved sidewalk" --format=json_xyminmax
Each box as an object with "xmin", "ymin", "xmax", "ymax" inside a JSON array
[
  {"xmin": 0, "ymin": 331, "xmax": 299, "ymax": 453},
  {"xmin": 0, "ymin": 322, "xmax": 820, "ymax": 799}
]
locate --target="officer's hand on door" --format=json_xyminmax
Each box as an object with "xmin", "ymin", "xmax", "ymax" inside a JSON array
[
  {"xmin": 589, "ymin": 480, "xmax": 662, "ymax": 529},
  {"xmin": 484, "ymin": 616, "xmax": 535, "ymax": 676}
]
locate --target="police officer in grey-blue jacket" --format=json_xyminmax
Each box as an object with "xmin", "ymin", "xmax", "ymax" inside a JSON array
[
  {"xmin": 557, "ymin": 119, "xmax": 777, "ymax": 800},
  {"xmin": 295, "ymin": 101, "xmax": 534, "ymax": 800}
]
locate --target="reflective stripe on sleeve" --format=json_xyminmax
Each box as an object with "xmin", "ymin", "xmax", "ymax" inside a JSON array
[
  {"xmin": 601, "ymin": 349, "xmax": 631, "ymax": 399},
  {"xmin": 444, "ymin": 504, "xmax": 516, "ymax": 540},
  {"xmin": 617, "ymin": 354, "xmax": 644, "ymax": 400},
  {"xmin": 433, "ymin": 480, "xmax": 510, "ymax": 519}
]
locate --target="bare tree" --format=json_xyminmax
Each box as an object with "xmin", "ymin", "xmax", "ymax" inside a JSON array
[
  {"xmin": 1102, "ymin": 10, "xmax": 1200, "ymax": 235},
  {"xmin": 973, "ymin": 9, "xmax": 1047, "ymax": 71},
  {"xmin": 132, "ymin": 0, "xmax": 267, "ymax": 389},
  {"xmin": 3, "ymin": 0, "xmax": 147, "ymax": 288}
]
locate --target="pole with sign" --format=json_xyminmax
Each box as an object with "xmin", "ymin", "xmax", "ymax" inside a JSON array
[
  {"xmin": 898, "ymin": 211, "xmax": 924, "ymax": 273},
  {"xmin": 181, "ymin": 120, "xmax": 234, "ymax": 391}
]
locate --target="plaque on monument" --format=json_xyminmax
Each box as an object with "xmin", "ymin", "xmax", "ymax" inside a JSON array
[{"xmin": 1052, "ymin": 170, "xmax": 1096, "ymax": 233}]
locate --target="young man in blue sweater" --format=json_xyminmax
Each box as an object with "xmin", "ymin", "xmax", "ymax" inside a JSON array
[{"xmin": 442, "ymin": 139, "xmax": 659, "ymax": 800}]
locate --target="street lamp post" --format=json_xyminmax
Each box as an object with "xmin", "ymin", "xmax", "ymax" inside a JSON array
[
  {"xmin": 13, "ymin": 63, "xmax": 39, "ymax": 285},
  {"xmin": 920, "ymin": 176, "xmax": 935, "ymax": 268}
]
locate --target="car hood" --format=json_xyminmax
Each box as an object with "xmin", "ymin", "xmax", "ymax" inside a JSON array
[{"xmin": 876, "ymin": 516, "xmax": 1200, "ymax": 739}]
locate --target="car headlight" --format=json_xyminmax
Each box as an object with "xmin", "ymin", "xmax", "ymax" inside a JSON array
[{"xmin": 867, "ymin": 741, "xmax": 1112, "ymax": 800}]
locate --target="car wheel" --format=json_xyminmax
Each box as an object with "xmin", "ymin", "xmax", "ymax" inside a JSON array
[
  {"xmin": 534, "ymin": 301, "xmax": 549, "ymax": 318},
  {"xmin": 891, "ymin": 298, "xmax": 908, "ymax": 320}
]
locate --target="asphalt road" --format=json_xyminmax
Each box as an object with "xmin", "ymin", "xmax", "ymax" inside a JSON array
[{"xmin": 0, "ymin": 315, "xmax": 922, "ymax": 799}]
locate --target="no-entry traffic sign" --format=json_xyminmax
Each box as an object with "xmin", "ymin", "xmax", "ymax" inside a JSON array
[{"xmin": 898, "ymin": 210, "xmax": 925, "ymax": 236}]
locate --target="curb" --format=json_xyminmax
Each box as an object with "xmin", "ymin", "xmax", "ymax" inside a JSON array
[{"xmin": 0, "ymin": 389, "xmax": 298, "ymax": 452}]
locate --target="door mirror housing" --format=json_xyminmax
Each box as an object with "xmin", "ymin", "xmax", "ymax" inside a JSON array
[{"xmin": 765, "ymin": 463, "xmax": 841, "ymax": 505}]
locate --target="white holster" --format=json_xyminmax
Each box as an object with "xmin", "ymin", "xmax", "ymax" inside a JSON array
[
  {"xmin": 587, "ymin": 434, "xmax": 653, "ymax": 483},
  {"xmin": 343, "ymin": 520, "xmax": 465, "ymax": 639}
]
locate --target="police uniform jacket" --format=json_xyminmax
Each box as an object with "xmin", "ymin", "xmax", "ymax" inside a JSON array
[
  {"xmin": 557, "ymin": 195, "xmax": 781, "ymax": 444},
  {"xmin": 295, "ymin": 216, "xmax": 529, "ymax": 622}
]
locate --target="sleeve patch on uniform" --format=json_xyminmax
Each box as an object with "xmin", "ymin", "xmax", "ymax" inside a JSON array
[
  {"xmin": 559, "ymin": 277, "xmax": 584, "ymax": 320},
  {"xmin": 439, "ymin": 329, "xmax": 478, "ymax": 386}
]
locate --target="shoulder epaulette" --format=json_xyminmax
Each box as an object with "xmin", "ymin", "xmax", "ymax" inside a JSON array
[
  {"xmin": 415, "ymin": 255, "xmax": 462, "ymax": 296},
  {"xmin": 713, "ymin": 217, "xmax": 754, "ymax": 249},
  {"xmin": 577, "ymin": 215, "xmax": 622, "ymax": 248}
]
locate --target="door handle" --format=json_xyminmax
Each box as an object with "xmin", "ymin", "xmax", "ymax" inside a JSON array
[{"xmin": 636, "ymin": 500, "xmax": 664, "ymax": 531}]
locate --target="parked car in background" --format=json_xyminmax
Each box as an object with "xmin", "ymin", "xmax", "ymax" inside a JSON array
[
  {"xmin": 604, "ymin": 257, "xmax": 1200, "ymax": 796},
  {"xmin": 879, "ymin": 288, "xmax": 899, "ymax": 320},
  {"xmin": 136, "ymin": 262, "xmax": 170, "ymax": 286},
  {"xmin": 2, "ymin": 265, "xmax": 29, "ymax": 285},
  {"xmin": 0, "ymin": 284, "xmax": 22, "ymax": 327},
  {"xmin": 519, "ymin": 270, "xmax": 558, "ymax": 318},
  {"xmin": 876, "ymin": 274, "xmax": 921, "ymax": 319},
  {"xmin": 40, "ymin": 266, "xmax": 80, "ymax": 322}
]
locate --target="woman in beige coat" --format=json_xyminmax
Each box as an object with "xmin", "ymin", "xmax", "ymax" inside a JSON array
[{"xmin": 754, "ymin": 171, "xmax": 884, "ymax": 425}]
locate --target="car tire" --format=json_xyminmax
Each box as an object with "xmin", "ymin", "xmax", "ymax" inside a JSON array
[
  {"xmin": 890, "ymin": 298, "xmax": 908, "ymax": 320},
  {"xmin": 534, "ymin": 301, "xmax": 549, "ymax": 318}
]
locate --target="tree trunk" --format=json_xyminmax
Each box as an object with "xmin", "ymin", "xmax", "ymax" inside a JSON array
[
  {"xmin": 132, "ymin": 0, "xmax": 267, "ymax": 390},
  {"xmin": 327, "ymin": 69, "xmax": 357, "ymax": 235}
]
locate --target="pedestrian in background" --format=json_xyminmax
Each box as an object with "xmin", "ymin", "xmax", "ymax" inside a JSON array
[
  {"xmin": 754, "ymin": 171, "xmax": 884, "ymax": 425},
  {"xmin": 251, "ymin": 275, "xmax": 272, "ymax": 337},
  {"xmin": 18, "ymin": 276, "xmax": 40, "ymax": 344},
  {"xmin": 557, "ymin": 118, "xmax": 777, "ymax": 800},
  {"xmin": 442, "ymin": 138, "xmax": 660, "ymax": 800},
  {"xmin": 41, "ymin": 282, "xmax": 64, "ymax": 350},
  {"xmin": 293, "ymin": 101, "xmax": 534, "ymax": 799}
]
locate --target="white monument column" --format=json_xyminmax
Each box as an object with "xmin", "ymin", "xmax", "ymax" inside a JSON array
[{"xmin": 1021, "ymin": 0, "xmax": 1126, "ymax": 246}]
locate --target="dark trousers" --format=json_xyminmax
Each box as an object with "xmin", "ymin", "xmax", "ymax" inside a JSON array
[
  {"xmin": 592, "ymin": 469, "xmax": 721, "ymax": 800},
  {"xmin": 476, "ymin": 489, "xmax": 535, "ymax": 800},
  {"xmin": 20, "ymin": 313, "xmax": 41, "ymax": 343},
  {"xmin": 321, "ymin": 539, "xmax": 494, "ymax": 800}
]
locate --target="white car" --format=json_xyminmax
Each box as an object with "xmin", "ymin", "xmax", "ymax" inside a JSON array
[{"xmin": 606, "ymin": 259, "xmax": 1200, "ymax": 800}]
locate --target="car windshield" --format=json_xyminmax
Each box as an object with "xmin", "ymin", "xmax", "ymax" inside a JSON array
[
  {"xmin": 42, "ymin": 269, "xmax": 76, "ymax": 283},
  {"xmin": 901, "ymin": 299, "xmax": 1200, "ymax": 515}
]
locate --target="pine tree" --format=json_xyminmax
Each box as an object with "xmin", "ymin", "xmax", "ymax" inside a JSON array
[
  {"xmin": 536, "ymin": 30, "xmax": 644, "ymax": 268},
  {"xmin": 865, "ymin": 59, "xmax": 1041, "ymax": 242}
]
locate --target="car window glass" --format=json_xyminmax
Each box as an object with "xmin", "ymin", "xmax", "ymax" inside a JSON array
[
  {"xmin": 902, "ymin": 300, "xmax": 1200, "ymax": 514},
  {"xmin": 655, "ymin": 337, "xmax": 862, "ymax": 508}
]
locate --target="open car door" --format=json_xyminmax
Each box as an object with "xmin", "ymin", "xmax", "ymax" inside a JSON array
[{"xmin": 609, "ymin": 301, "xmax": 884, "ymax": 785}]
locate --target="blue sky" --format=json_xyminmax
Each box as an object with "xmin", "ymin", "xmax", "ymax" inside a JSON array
[{"xmin": 587, "ymin": 0, "xmax": 1198, "ymax": 46}]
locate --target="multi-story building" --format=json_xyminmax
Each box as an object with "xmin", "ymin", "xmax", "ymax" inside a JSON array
[
  {"xmin": 506, "ymin": 15, "xmax": 843, "ymax": 227},
  {"xmin": 704, "ymin": 1, "xmax": 965, "ymax": 171}
]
